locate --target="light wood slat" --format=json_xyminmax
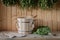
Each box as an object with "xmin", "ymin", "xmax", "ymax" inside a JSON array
[
  {"xmin": 31, "ymin": 9, "xmax": 37, "ymax": 27},
  {"xmin": 1, "ymin": 4, "xmax": 7, "ymax": 31},
  {"xmin": 37, "ymin": 9, "xmax": 41, "ymax": 26},
  {"xmin": 37, "ymin": 9, "xmax": 43, "ymax": 26},
  {"xmin": 31, "ymin": 9, "xmax": 37, "ymax": 17},
  {"xmin": 52, "ymin": 8, "xmax": 57, "ymax": 31},
  {"xmin": 0, "ymin": 1, "xmax": 2, "ymax": 31},
  {"xmin": 21, "ymin": 9, "xmax": 24, "ymax": 17},
  {"xmin": 41, "ymin": 9, "xmax": 44, "ymax": 26},
  {"xmin": 43, "ymin": 10, "xmax": 48, "ymax": 26},
  {"xmin": 21, "ymin": 9, "xmax": 27, "ymax": 17},
  {"xmin": 42, "ymin": 10, "xmax": 47, "ymax": 26},
  {"xmin": 7, "ymin": 6, "xmax": 12, "ymax": 31},
  {"xmin": 0, "ymin": 2, "xmax": 3, "ymax": 31},
  {"xmin": 46, "ymin": 10, "xmax": 53, "ymax": 31},
  {"xmin": 17, "ymin": 7, "xmax": 22, "ymax": 17},
  {"xmin": 56, "ymin": 0, "xmax": 60, "ymax": 31},
  {"xmin": 57, "ymin": 10, "xmax": 60, "ymax": 31},
  {"xmin": 26, "ymin": 9, "xmax": 31, "ymax": 16},
  {"xmin": 11, "ymin": 6, "xmax": 17, "ymax": 31},
  {"xmin": 41, "ymin": 10, "xmax": 45, "ymax": 26}
]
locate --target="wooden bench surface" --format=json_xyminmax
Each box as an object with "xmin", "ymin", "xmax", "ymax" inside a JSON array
[{"xmin": 0, "ymin": 31, "xmax": 60, "ymax": 40}]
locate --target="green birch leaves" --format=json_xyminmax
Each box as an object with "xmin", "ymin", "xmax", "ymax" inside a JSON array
[
  {"xmin": 2, "ymin": 0, "xmax": 57, "ymax": 9},
  {"xmin": 1, "ymin": 0, "xmax": 18, "ymax": 6},
  {"xmin": 38, "ymin": 0, "xmax": 57, "ymax": 9},
  {"xmin": 33, "ymin": 26, "xmax": 51, "ymax": 35}
]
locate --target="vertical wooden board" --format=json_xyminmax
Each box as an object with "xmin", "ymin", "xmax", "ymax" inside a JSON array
[
  {"xmin": 21, "ymin": 9, "xmax": 27, "ymax": 17},
  {"xmin": 41, "ymin": 9, "xmax": 45, "ymax": 26},
  {"xmin": 26, "ymin": 9, "xmax": 31, "ymax": 16},
  {"xmin": 43, "ymin": 10, "xmax": 48, "ymax": 26},
  {"xmin": 1, "ymin": 5, "xmax": 7, "ymax": 31},
  {"xmin": 51, "ymin": 9, "xmax": 57, "ymax": 31},
  {"xmin": 46, "ymin": 10, "xmax": 53, "ymax": 31},
  {"xmin": 0, "ymin": 22, "xmax": 1, "ymax": 31},
  {"xmin": 7, "ymin": 6, "xmax": 12, "ymax": 31},
  {"xmin": 32, "ymin": 9, "xmax": 37, "ymax": 27},
  {"xmin": 20, "ymin": 9, "xmax": 23, "ymax": 17},
  {"xmin": 17, "ymin": 7, "xmax": 22, "ymax": 17},
  {"xmin": 41, "ymin": 10, "xmax": 46, "ymax": 26},
  {"xmin": 0, "ymin": 3, "xmax": 3, "ymax": 31},
  {"xmin": 12, "ymin": 6, "xmax": 17, "ymax": 31},
  {"xmin": 20, "ymin": 8, "xmax": 24, "ymax": 17},
  {"xmin": 37, "ymin": 9, "xmax": 42, "ymax": 26},
  {"xmin": 57, "ymin": 10, "xmax": 60, "ymax": 31},
  {"xmin": 31, "ymin": 9, "xmax": 37, "ymax": 17},
  {"xmin": 0, "ymin": 2, "xmax": 2, "ymax": 31},
  {"xmin": 25, "ymin": 9, "xmax": 27, "ymax": 16},
  {"xmin": 1, "ymin": 4, "xmax": 3, "ymax": 31}
]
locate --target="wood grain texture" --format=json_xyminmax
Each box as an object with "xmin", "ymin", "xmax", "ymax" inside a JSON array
[
  {"xmin": 7, "ymin": 6, "xmax": 12, "ymax": 31},
  {"xmin": 0, "ymin": 2, "xmax": 60, "ymax": 32},
  {"xmin": 11, "ymin": 6, "xmax": 17, "ymax": 31},
  {"xmin": 0, "ymin": 1, "xmax": 2, "ymax": 31},
  {"xmin": 1, "ymin": 4, "xmax": 7, "ymax": 31}
]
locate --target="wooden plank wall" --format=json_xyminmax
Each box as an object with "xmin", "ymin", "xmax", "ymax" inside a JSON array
[
  {"xmin": 0, "ymin": 1, "xmax": 1, "ymax": 31},
  {"xmin": 0, "ymin": 0, "xmax": 60, "ymax": 32}
]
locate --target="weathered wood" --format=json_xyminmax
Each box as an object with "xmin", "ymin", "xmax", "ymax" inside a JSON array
[{"xmin": 0, "ymin": 2, "xmax": 60, "ymax": 31}]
